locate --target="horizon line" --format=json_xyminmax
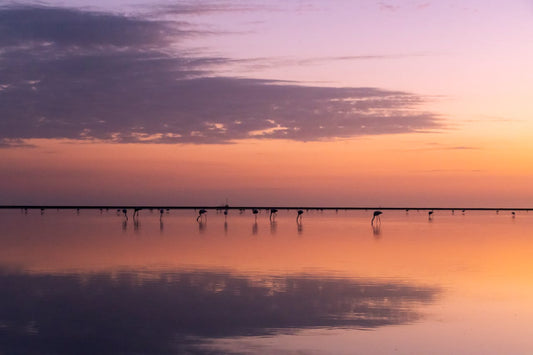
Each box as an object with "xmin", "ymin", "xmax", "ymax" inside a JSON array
[{"xmin": 0, "ymin": 205, "xmax": 530, "ymax": 211}]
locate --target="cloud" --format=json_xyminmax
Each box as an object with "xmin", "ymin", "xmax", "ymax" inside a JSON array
[
  {"xmin": 0, "ymin": 5, "xmax": 185, "ymax": 48},
  {"xmin": 236, "ymin": 53, "xmax": 428, "ymax": 71},
  {"xmin": 153, "ymin": 1, "xmax": 276, "ymax": 15},
  {"xmin": 0, "ymin": 138, "xmax": 36, "ymax": 149},
  {"xmin": 378, "ymin": 1, "xmax": 401, "ymax": 12},
  {"xmin": 421, "ymin": 143, "xmax": 480, "ymax": 151},
  {"xmin": 0, "ymin": 268, "xmax": 439, "ymax": 354},
  {"xmin": 0, "ymin": 5, "xmax": 443, "ymax": 144}
]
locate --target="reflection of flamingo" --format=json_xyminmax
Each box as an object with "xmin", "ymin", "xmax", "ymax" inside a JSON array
[
  {"xmin": 296, "ymin": 210, "xmax": 304, "ymax": 223},
  {"xmin": 198, "ymin": 221, "xmax": 206, "ymax": 233},
  {"xmin": 371, "ymin": 211, "xmax": 382, "ymax": 225},
  {"xmin": 197, "ymin": 209, "xmax": 207, "ymax": 222},
  {"xmin": 270, "ymin": 220, "xmax": 277, "ymax": 235},
  {"xmin": 372, "ymin": 223, "xmax": 381, "ymax": 238},
  {"xmin": 252, "ymin": 221, "xmax": 258, "ymax": 235},
  {"xmin": 270, "ymin": 208, "xmax": 278, "ymax": 221}
]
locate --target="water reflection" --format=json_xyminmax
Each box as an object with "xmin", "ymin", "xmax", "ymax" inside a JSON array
[
  {"xmin": 133, "ymin": 217, "xmax": 140, "ymax": 232},
  {"xmin": 4, "ymin": 210, "xmax": 533, "ymax": 353},
  {"xmin": 0, "ymin": 267, "xmax": 438, "ymax": 354},
  {"xmin": 297, "ymin": 220, "xmax": 303, "ymax": 234},
  {"xmin": 252, "ymin": 221, "xmax": 258, "ymax": 235},
  {"xmin": 270, "ymin": 221, "xmax": 277, "ymax": 235},
  {"xmin": 198, "ymin": 221, "xmax": 207, "ymax": 233},
  {"xmin": 372, "ymin": 223, "xmax": 381, "ymax": 238}
]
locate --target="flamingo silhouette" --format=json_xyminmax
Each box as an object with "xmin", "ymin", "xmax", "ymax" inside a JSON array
[
  {"xmin": 428, "ymin": 210, "xmax": 434, "ymax": 220},
  {"xmin": 269, "ymin": 208, "xmax": 278, "ymax": 221},
  {"xmin": 252, "ymin": 209, "xmax": 259, "ymax": 220},
  {"xmin": 133, "ymin": 208, "xmax": 141, "ymax": 218},
  {"xmin": 197, "ymin": 209, "xmax": 207, "ymax": 222},
  {"xmin": 122, "ymin": 208, "xmax": 128, "ymax": 221},
  {"xmin": 296, "ymin": 210, "xmax": 304, "ymax": 223},
  {"xmin": 371, "ymin": 211, "xmax": 382, "ymax": 225}
]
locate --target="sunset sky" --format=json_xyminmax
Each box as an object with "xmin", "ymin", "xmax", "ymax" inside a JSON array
[{"xmin": 1, "ymin": 0, "xmax": 532, "ymax": 207}]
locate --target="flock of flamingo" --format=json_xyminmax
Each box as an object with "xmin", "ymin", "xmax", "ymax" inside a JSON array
[
  {"xmin": 20, "ymin": 207, "xmax": 520, "ymax": 227},
  {"xmin": 195, "ymin": 208, "xmax": 304, "ymax": 223}
]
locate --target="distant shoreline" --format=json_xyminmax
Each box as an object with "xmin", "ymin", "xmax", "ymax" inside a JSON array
[{"xmin": 0, "ymin": 205, "xmax": 530, "ymax": 212}]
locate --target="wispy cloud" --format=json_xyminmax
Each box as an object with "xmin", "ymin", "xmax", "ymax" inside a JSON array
[
  {"xmin": 0, "ymin": 138, "xmax": 36, "ymax": 149},
  {"xmin": 152, "ymin": 1, "xmax": 277, "ymax": 15},
  {"xmin": 0, "ymin": 4, "xmax": 444, "ymax": 144}
]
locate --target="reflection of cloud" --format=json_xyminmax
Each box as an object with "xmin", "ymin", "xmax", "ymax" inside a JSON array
[
  {"xmin": 0, "ymin": 268, "xmax": 439, "ymax": 354},
  {"xmin": 0, "ymin": 5, "xmax": 443, "ymax": 145}
]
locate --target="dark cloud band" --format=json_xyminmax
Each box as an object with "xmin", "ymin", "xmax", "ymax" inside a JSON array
[{"xmin": 0, "ymin": 5, "xmax": 443, "ymax": 145}]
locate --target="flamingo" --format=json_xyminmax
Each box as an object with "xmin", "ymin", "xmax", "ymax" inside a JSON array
[
  {"xmin": 296, "ymin": 209, "xmax": 304, "ymax": 223},
  {"xmin": 371, "ymin": 210, "xmax": 382, "ymax": 225},
  {"xmin": 197, "ymin": 209, "xmax": 207, "ymax": 222},
  {"xmin": 269, "ymin": 208, "xmax": 278, "ymax": 221},
  {"xmin": 122, "ymin": 208, "xmax": 128, "ymax": 221},
  {"xmin": 252, "ymin": 209, "xmax": 259, "ymax": 220}
]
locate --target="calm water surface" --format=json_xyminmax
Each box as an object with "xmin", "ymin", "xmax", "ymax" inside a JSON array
[{"xmin": 1, "ymin": 209, "xmax": 533, "ymax": 354}]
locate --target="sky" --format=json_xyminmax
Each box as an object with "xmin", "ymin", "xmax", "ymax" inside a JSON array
[{"xmin": 1, "ymin": 0, "xmax": 532, "ymax": 207}]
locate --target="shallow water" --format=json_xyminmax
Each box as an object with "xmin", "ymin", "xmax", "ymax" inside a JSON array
[{"xmin": 1, "ymin": 209, "xmax": 533, "ymax": 354}]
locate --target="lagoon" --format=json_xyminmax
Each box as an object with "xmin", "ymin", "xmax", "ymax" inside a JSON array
[{"xmin": 1, "ymin": 209, "xmax": 532, "ymax": 354}]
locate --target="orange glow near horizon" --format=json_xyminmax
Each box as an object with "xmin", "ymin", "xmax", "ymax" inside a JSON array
[{"xmin": 1, "ymin": 133, "xmax": 533, "ymax": 207}]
